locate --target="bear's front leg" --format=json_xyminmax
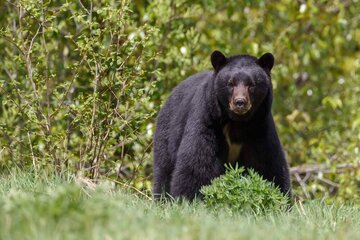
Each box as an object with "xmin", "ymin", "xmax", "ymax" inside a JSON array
[{"xmin": 170, "ymin": 132, "xmax": 225, "ymax": 200}]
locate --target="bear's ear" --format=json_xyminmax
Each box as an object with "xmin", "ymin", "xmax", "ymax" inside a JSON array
[
  {"xmin": 211, "ymin": 50, "xmax": 227, "ymax": 71},
  {"xmin": 257, "ymin": 53, "xmax": 275, "ymax": 71}
]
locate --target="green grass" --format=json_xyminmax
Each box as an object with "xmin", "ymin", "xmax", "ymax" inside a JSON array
[{"xmin": 0, "ymin": 172, "xmax": 359, "ymax": 240}]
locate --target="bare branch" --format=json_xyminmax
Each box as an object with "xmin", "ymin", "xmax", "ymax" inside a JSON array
[{"xmin": 290, "ymin": 163, "xmax": 360, "ymax": 175}]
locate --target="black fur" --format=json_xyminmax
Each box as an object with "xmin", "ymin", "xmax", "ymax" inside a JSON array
[{"xmin": 153, "ymin": 51, "xmax": 291, "ymax": 200}]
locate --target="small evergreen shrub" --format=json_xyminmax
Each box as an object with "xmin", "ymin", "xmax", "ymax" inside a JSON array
[{"xmin": 201, "ymin": 166, "xmax": 288, "ymax": 215}]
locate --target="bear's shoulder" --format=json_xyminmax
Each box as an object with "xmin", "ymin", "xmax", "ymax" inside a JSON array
[
  {"xmin": 166, "ymin": 70, "xmax": 213, "ymax": 107},
  {"xmin": 159, "ymin": 71, "xmax": 213, "ymax": 119}
]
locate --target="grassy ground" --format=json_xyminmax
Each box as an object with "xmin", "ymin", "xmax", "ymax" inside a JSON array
[{"xmin": 0, "ymin": 172, "xmax": 359, "ymax": 240}]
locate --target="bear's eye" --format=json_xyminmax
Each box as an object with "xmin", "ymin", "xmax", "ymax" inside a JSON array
[
  {"xmin": 249, "ymin": 83, "xmax": 256, "ymax": 92},
  {"xmin": 227, "ymin": 80, "xmax": 234, "ymax": 87}
]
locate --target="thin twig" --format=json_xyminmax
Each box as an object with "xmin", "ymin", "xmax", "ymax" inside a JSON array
[
  {"xmin": 107, "ymin": 178, "xmax": 152, "ymax": 201},
  {"xmin": 27, "ymin": 132, "xmax": 37, "ymax": 173},
  {"xmin": 293, "ymin": 172, "xmax": 310, "ymax": 199}
]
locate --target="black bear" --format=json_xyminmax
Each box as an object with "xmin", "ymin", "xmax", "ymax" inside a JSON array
[{"xmin": 153, "ymin": 50, "xmax": 291, "ymax": 200}]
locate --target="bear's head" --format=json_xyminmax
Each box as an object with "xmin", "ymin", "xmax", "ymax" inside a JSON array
[{"xmin": 211, "ymin": 50, "xmax": 274, "ymax": 121}]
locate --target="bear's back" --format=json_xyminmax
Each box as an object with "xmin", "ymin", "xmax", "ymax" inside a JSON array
[
  {"xmin": 155, "ymin": 71, "xmax": 213, "ymax": 160},
  {"xmin": 160, "ymin": 70, "xmax": 213, "ymax": 118},
  {"xmin": 171, "ymin": 71, "xmax": 212, "ymax": 101}
]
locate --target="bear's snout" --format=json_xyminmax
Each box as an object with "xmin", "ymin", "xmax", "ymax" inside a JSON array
[
  {"xmin": 230, "ymin": 98, "xmax": 251, "ymax": 115},
  {"xmin": 235, "ymin": 98, "xmax": 247, "ymax": 109},
  {"xmin": 229, "ymin": 85, "xmax": 251, "ymax": 115}
]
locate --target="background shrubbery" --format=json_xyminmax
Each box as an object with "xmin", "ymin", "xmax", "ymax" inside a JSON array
[{"xmin": 0, "ymin": 0, "xmax": 359, "ymax": 202}]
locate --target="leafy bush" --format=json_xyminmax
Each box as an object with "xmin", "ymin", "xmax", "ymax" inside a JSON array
[
  {"xmin": 0, "ymin": 1, "xmax": 158, "ymax": 189},
  {"xmin": 201, "ymin": 166, "xmax": 288, "ymax": 215}
]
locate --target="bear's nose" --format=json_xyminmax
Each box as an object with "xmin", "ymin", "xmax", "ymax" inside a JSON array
[{"xmin": 235, "ymin": 98, "xmax": 246, "ymax": 108}]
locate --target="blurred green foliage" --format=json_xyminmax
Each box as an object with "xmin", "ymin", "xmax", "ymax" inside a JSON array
[{"xmin": 0, "ymin": 0, "xmax": 359, "ymax": 202}]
